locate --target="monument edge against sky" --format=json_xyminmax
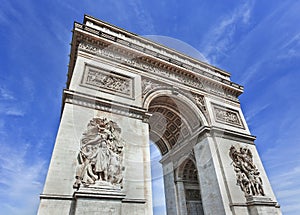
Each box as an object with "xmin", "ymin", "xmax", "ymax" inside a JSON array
[{"xmin": 38, "ymin": 15, "xmax": 281, "ymax": 215}]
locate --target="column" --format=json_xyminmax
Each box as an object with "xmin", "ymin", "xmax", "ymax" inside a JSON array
[
  {"xmin": 175, "ymin": 179, "xmax": 187, "ymax": 215},
  {"xmin": 162, "ymin": 161, "xmax": 178, "ymax": 215}
]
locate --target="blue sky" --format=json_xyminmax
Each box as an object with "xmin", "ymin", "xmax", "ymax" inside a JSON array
[{"xmin": 0, "ymin": 0, "xmax": 299, "ymax": 214}]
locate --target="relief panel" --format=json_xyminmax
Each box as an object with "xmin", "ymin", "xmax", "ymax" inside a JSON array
[
  {"xmin": 212, "ymin": 103, "xmax": 244, "ymax": 128},
  {"xmin": 73, "ymin": 117, "xmax": 125, "ymax": 189},
  {"xmin": 81, "ymin": 64, "xmax": 134, "ymax": 99}
]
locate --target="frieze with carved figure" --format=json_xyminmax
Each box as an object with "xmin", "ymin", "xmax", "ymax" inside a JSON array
[
  {"xmin": 81, "ymin": 64, "xmax": 134, "ymax": 98},
  {"xmin": 78, "ymin": 42, "xmax": 241, "ymax": 102},
  {"xmin": 212, "ymin": 104, "xmax": 244, "ymax": 128}
]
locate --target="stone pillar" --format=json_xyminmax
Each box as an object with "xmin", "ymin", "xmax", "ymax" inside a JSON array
[
  {"xmin": 211, "ymin": 129, "xmax": 282, "ymax": 215},
  {"xmin": 38, "ymin": 49, "xmax": 153, "ymax": 214},
  {"xmin": 38, "ymin": 105, "xmax": 153, "ymax": 215},
  {"xmin": 162, "ymin": 161, "xmax": 178, "ymax": 215},
  {"xmin": 193, "ymin": 134, "xmax": 227, "ymax": 215},
  {"xmin": 175, "ymin": 179, "xmax": 187, "ymax": 215}
]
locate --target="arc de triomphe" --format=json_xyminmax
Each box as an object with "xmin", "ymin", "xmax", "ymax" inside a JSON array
[{"xmin": 38, "ymin": 15, "xmax": 281, "ymax": 215}]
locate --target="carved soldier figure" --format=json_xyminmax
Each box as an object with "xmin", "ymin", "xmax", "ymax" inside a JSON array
[
  {"xmin": 235, "ymin": 166, "xmax": 249, "ymax": 194},
  {"xmin": 108, "ymin": 152, "xmax": 124, "ymax": 185},
  {"xmin": 94, "ymin": 140, "xmax": 111, "ymax": 181},
  {"xmin": 73, "ymin": 152, "xmax": 98, "ymax": 189}
]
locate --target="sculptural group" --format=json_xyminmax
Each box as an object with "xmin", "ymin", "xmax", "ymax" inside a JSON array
[
  {"xmin": 229, "ymin": 146, "xmax": 265, "ymax": 196},
  {"xmin": 73, "ymin": 117, "xmax": 125, "ymax": 189}
]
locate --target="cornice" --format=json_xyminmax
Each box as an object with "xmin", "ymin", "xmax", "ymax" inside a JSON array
[
  {"xmin": 67, "ymin": 16, "xmax": 244, "ymax": 102},
  {"xmin": 210, "ymin": 126, "xmax": 256, "ymax": 143},
  {"xmin": 83, "ymin": 14, "xmax": 231, "ymax": 78},
  {"xmin": 63, "ymin": 89, "xmax": 150, "ymax": 121}
]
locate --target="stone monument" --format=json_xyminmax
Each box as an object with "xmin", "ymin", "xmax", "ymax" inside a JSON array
[{"xmin": 38, "ymin": 15, "xmax": 281, "ymax": 215}]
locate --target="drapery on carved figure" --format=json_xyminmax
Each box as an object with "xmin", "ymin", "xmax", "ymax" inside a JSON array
[
  {"xmin": 73, "ymin": 117, "xmax": 125, "ymax": 189},
  {"xmin": 229, "ymin": 146, "xmax": 265, "ymax": 196}
]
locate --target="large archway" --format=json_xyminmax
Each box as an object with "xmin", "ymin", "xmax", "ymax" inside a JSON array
[
  {"xmin": 38, "ymin": 15, "xmax": 282, "ymax": 215},
  {"xmin": 146, "ymin": 91, "xmax": 206, "ymax": 214}
]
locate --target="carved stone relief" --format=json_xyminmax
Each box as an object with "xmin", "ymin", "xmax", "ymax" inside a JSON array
[
  {"xmin": 229, "ymin": 146, "xmax": 265, "ymax": 196},
  {"xmin": 192, "ymin": 93, "xmax": 209, "ymax": 120},
  {"xmin": 73, "ymin": 117, "xmax": 125, "ymax": 189},
  {"xmin": 81, "ymin": 64, "xmax": 134, "ymax": 98},
  {"xmin": 212, "ymin": 104, "xmax": 244, "ymax": 128},
  {"xmin": 80, "ymin": 21, "xmax": 232, "ymax": 82},
  {"xmin": 193, "ymin": 94, "xmax": 206, "ymax": 112},
  {"xmin": 141, "ymin": 79, "xmax": 162, "ymax": 97},
  {"xmin": 78, "ymin": 42, "xmax": 240, "ymax": 102}
]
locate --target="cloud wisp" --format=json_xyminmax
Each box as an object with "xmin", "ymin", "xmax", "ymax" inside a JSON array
[
  {"xmin": 0, "ymin": 143, "xmax": 47, "ymax": 215},
  {"xmin": 200, "ymin": 1, "xmax": 254, "ymax": 64}
]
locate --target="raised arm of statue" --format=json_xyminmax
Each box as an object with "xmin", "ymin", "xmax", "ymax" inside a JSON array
[{"xmin": 82, "ymin": 135, "xmax": 102, "ymax": 148}]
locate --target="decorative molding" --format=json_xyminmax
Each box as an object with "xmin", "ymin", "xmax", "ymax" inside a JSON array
[
  {"xmin": 212, "ymin": 103, "xmax": 244, "ymax": 128},
  {"xmin": 78, "ymin": 42, "xmax": 240, "ymax": 102},
  {"xmin": 78, "ymin": 43, "xmax": 204, "ymax": 90},
  {"xmin": 191, "ymin": 92, "xmax": 211, "ymax": 125},
  {"xmin": 121, "ymin": 198, "xmax": 146, "ymax": 204},
  {"xmin": 141, "ymin": 78, "xmax": 163, "ymax": 97},
  {"xmin": 81, "ymin": 64, "xmax": 134, "ymax": 99},
  {"xmin": 245, "ymin": 196, "xmax": 277, "ymax": 207},
  {"xmin": 79, "ymin": 17, "xmax": 233, "ymax": 81},
  {"xmin": 64, "ymin": 90, "xmax": 146, "ymax": 120},
  {"xmin": 40, "ymin": 194, "xmax": 73, "ymax": 200},
  {"xmin": 229, "ymin": 146, "xmax": 265, "ymax": 196}
]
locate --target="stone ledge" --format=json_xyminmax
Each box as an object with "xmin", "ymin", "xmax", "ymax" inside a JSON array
[
  {"xmin": 122, "ymin": 198, "xmax": 146, "ymax": 204},
  {"xmin": 40, "ymin": 194, "xmax": 73, "ymax": 200},
  {"xmin": 73, "ymin": 187, "xmax": 126, "ymax": 200},
  {"xmin": 63, "ymin": 89, "xmax": 150, "ymax": 121},
  {"xmin": 246, "ymin": 196, "xmax": 277, "ymax": 207}
]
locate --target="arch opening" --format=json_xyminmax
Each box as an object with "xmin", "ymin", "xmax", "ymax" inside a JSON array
[
  {"xmin": 146, "ymin": 92, "xmax": 206, "ymax": 215},
  {"xmin": 177, "ymin": 159, "xmax": 204, "ymax": 215},
  {"xmin": 147, "ymin": 94, "xmax": 204, "ymax": 155}
]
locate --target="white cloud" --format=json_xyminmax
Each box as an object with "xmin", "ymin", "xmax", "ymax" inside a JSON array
[
  {"xmin": 0, "ymin": 144, "xmax": 47, "ymax": 215},
  {"xmin": 244, "ymin": 103, "xmax": 270, "ymax": 122},
  {"xmin": 268, "ymin": 166, "xmax": 300, "ymax": 215},
  {"xmin": 5, "ymin": 109, "xmax": 25, "ymax": 116},
  {"xmin": 0, "ymin": 104, "xmax": 26, "ymax": 117},
  {"xmin": 201, "ymin": 1, "xmax": 254, "ymax": 63},
  {"xmin": 0, "ymin": 78, "xmax": 35, "ymax": 117},
  {"xmin": 260, "ymin": 132, "xmax": 300, "ymax": 215},
  {"xmin": 0, "ymin": 85, "xmax": 25, "ymax": 117},
  {"xmin": 277, "ymin": 33, "xmax": 300, "ymax": 59},
  {"xmin": 128, "ymin": 0, "xmax": 156, "ymax": 34},
  {"xmin": 281, "ymin": 33, "xmax": 300, "ymax": 49},
  {"xmin": 0, "ymin": 86, "xmax": 15, "ymax": 100}
]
